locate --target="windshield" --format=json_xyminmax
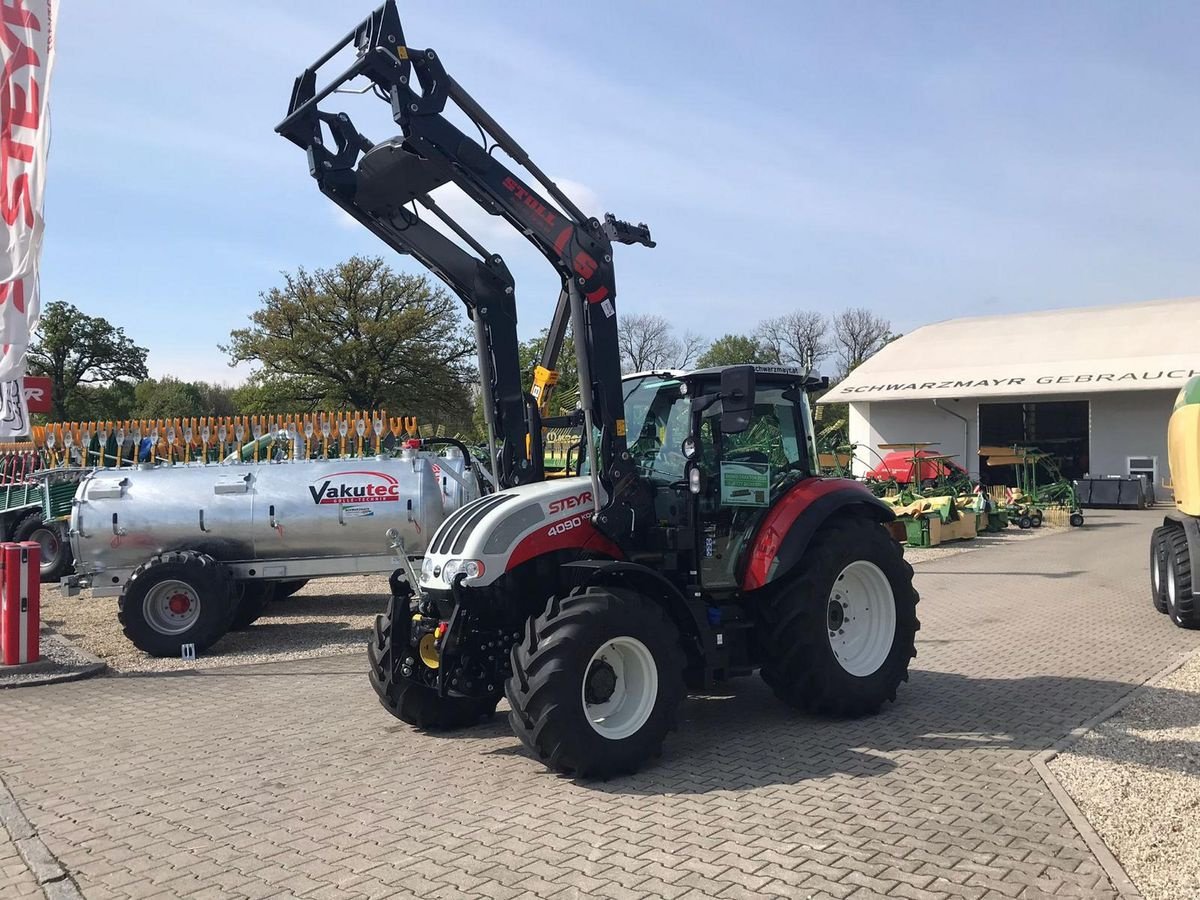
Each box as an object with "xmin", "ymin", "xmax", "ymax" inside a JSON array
[{"xmin": 622, "ymin": 375, "xmax": 690, "ymax": 484}]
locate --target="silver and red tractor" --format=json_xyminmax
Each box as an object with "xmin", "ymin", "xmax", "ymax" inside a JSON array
[{"xmin": 280, "ymin": 2, "xmax": 919, "ymax": 776}]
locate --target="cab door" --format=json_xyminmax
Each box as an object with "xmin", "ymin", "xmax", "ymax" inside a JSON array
[{"xmin": 694, "ymin": 384, "xmax": 814, "ymax": 590}]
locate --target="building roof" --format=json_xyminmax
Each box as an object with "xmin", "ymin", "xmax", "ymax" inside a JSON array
[{"xmin": 819, "ymin": 296, "xmax": 1200, "ymax": 403}]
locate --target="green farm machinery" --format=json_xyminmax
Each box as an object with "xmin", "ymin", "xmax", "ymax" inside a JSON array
[{"xmin": 979, "ymin": 445, "xmax": 1084, "ymax": 528}]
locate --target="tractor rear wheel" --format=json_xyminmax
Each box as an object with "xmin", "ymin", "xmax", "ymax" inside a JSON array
[
  {"xmin": 367, "ymin": 594, "xmax": 498, "ymax": 729},
  {"xmin": 1165, "ymin": 531, "xmax": 1198, "ymax": 629},
  {"xmin": 507, "ymin": 585, "xmax": 686, "ymax": 778},
  {"xmin": 761, "ymin": 517, "xmax": 919, "ymax": 716},
  {"xmin": 1150, "ymin": 526, "xmax": 1170, "ymax": 613}
]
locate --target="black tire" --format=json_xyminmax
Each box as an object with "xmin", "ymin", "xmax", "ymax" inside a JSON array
[
  {"xmin": 118, "ymin": 551, "xmax": 233, "ymax": 657},
  {"xmin": 1017, "ymin": 515, "xmax": 1032, "ymax": 530},
  {"xmin": 12, "ymin": 512, "xmax": 72, "ymax": 583},
  {"xmin": 229, "ymin": 581, "xmax": 276, "ymax": 630},
  {"xmin": 1070, "ymin": 513, "xmax": 1085, "ymax": 527},
  {"xmin": 274, "ymin": 579, "xmax": 309, "ymax": 599},
  {"xmin": 367, "ymin": 594, "xmax": 498, "ymax": 729},
  {"xmin": 507, "ymin": 585, "xmax": 687, "ymax": 778},
  {"xmin": 1030, "ymin": 512, "xmax": 1043, "ymax": 528},
  {"xmin": 1165, "ymin": 531, "xmax": 1199, "ymax": 629},
  {"xmin": 1150, "ymin": 526, "xmax": 1170, "ymax": 614},
  {"xmin": 760, "ymin": 517, "xmax": 920, "ymax": 717}
]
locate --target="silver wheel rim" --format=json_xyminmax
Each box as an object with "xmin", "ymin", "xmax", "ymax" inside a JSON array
[
  {"xmin": 30, "ymin": 526, "xmax": 60, "ymax": 571},
  {"xmin": 828, "ymin": 560, "xmax": 897, "ymax": 677},
  {"xmin": 1168, "ymin": 560, "xmax": 1177, "ymax": 608},
  {"xmin": 581, "ymin": 636, "xmax": 658, "ymax": 740},
  {"xmin": 144, "ymin": 580, "xmax": 202, "ymax": 635},
  {"xmin": 1152, "ymin": 543, "xmax": 1162, "ymax": 594}
]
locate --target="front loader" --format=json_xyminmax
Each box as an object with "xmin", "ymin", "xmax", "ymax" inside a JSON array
[{"xmin": 279, "ymin": 2, "xmax": 920, "ymax": 777}]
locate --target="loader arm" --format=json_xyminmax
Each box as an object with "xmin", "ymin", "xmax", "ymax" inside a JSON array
[{"xmin": 276, "ymin": 0, "xmax": 656, "ymax": 545}]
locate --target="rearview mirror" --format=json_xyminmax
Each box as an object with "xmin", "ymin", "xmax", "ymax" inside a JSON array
[{"xmin": 719, "ymin": 366, "xmax": 755, "ymax": 434}]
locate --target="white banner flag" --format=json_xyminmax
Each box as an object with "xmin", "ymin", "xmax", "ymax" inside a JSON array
[{"xmin": 0, "ymin": 0, "xmax": 57, "ymax": 435}]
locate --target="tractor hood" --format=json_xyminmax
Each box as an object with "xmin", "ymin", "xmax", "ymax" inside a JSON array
[{"xmin": 418, "ymin": 477, "xmax": 619, "ymax": 590}]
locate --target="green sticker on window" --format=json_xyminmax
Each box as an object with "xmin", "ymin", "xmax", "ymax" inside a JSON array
[{"xmin": 720, "ymin": 462, "xmax": 771, "ymax": 507}]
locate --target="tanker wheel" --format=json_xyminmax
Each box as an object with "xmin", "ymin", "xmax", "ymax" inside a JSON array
[
  {"xmin": 507, "ymin": 585, "xmax": 687, "ymax": 778},
  {"xmin": 367, "ymin": 594, "xmax": 498, "ymax": 729},
  {"xmin": 13, "ymin": 512, "xmax": 72, "ymax": 583},
  {"xmin": 760, "ymin": 517, "xmax": 920, "ymax": 717},
  {"xmin": 274, "ymin": 579, "xmax": 309, "ymax": 599},
  {"xmin": 229, "ymin": 581, "xmax": 277, "ymax": 631},
  {"xmin": 1165, "ymin": 531, "xmax": 1199, "ymax": 629},
  {"xmin": 119, "ymin": 551, "xmax": 233, "ymax": 657},
  {"xmin": 1150, "ymin": 526, "xmax": 1170, "ymax": 614}
]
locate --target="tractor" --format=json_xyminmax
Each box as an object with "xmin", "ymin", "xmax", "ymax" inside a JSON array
[
  {"xmin": 1150, "ymin": 376, "xmax": 1199, "ymax": 629},
  {"xmin": 279, "ymin": 1, "xmax": 920, "ymax": 776}
]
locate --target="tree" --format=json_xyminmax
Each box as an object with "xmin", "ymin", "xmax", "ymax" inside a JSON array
[
  {"xmin": 832, "ymin": 307, "xmax": 894, "ymax": 376},
  {"xmin": 617, "ymin": 314, "xmax": 702, "ymax": 373},
  {"xmin": 757, "ymin": 311, "xmax": 831, "ymax": 374},
  {"xmin": 133, "ymin": 378, "xmax": 207, "ymax": 419},
  {"xmin": 27, "ymin": 300, "xmax": 149, "ymax": 421},
  {"xmin": 223, "ymin": 257, "xmax": 476, "ymax": 428},
  {"xmin": 696, "ymin": 334, "xmax": 772, "ymax": 368}
]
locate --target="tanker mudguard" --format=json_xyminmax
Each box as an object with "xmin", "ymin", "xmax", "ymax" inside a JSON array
[{"xmin": 741, "ymin": 478, "xmax": 893, "ymax": 591}]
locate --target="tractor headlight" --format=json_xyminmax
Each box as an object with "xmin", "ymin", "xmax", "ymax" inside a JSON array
[
  {"xmin": 682, "ymin": 436, "xmax": 697, "ymax": 459},
  {"xmin": 420, "ymin": 556, "xmax": 435, "ymax": 583},
  {"xmin": 441, "ymin": 559, "xmax": 486, "ymax": 582}
]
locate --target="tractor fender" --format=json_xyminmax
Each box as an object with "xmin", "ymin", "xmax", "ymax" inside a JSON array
[
  {"xmin": 740, "ymin": 477, "xmax": 893, "ymax": 592},
  {"xmin": 562, "ymin": 559, "xmax": 709, "ymax": 667}
]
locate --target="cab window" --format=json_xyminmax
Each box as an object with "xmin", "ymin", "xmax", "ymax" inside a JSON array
[{"xmin": 622, "ymin": 375, "xmax": 690, "ymax": 485}]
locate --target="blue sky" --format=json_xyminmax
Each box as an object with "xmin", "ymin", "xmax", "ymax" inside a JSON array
[{"xmin": 40, "ymin": 1, "xmax": 1200, "ymax": 383}]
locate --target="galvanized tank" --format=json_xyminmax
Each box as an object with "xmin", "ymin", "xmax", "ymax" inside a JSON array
[{"xmin": 71, "ymin": 452, "xmax": 462, "ymax": 579}]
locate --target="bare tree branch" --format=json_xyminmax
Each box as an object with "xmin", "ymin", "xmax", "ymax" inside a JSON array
[
  {"xmin": 756, "ymin": 311, "xmax": 831, "ymax": 374},
  {"xmin": 832, "ymin": 307, "xmax": 893, "ymax": 377}
]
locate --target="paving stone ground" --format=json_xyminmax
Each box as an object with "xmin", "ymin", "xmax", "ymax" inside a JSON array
[{"xmin": 1, "ymin": 509, "xmax": 1197, "ymax": 899}]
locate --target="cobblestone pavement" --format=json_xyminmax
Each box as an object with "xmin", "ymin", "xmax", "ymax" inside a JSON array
[{"xmin": 2, "ymin": 509, "xmax": 1197, "ymax": 899}]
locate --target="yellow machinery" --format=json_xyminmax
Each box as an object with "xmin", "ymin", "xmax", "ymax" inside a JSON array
[{"xmin": 1150, "ymin": 375, "xmax": 1200, "ymax": 628}]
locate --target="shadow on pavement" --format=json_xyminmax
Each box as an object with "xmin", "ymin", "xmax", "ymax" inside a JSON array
[{"xmin": 479, "ymin": 669, "xmax": 1200, "ymax": 794}]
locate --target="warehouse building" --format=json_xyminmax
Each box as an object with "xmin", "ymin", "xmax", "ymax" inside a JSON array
[{"xmin": 818, "ymin": 296, "xmax": 1200, "ymax": 499}]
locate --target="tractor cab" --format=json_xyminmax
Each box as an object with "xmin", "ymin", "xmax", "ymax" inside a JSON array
[{"xmin": 621, "ymin": 365, "xmax": 823, "ymax": 591}]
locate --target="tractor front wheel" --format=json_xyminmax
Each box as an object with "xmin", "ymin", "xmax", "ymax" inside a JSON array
[
  {"xmin": 367, "ymin": 594, "xmax": 498, "ymax": 729},
  {"xmin": 761, "ymin": 517, "xmax": 919, "ymax": 716},
  {"xmin": 507, "ymin": 585, "xmax": 686, "ymax": 778}
]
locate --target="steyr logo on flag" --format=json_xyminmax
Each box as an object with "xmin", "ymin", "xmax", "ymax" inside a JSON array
[{"xmin": 0, "ymin": 0, "xmax": 57, "ymax": 436}]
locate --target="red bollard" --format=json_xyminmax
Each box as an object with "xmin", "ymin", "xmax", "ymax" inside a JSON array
[{"xmin": 0, "ymin": 540, "xmax": 40, "ymax": 665}]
